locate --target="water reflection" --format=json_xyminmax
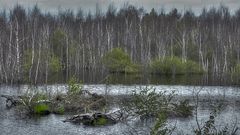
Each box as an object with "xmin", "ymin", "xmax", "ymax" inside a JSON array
[{"xmin": 48, "ymin": 71, "xmax": 239, "ymax": 86}]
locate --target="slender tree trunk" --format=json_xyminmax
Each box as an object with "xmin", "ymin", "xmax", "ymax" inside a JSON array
[
  {"xmin": 15, "ymin": 18, "xmax": 20, "ymax": 82},
  {"xmin": 35, "ymin": 41, "xmax": 41, "ymax": 84}
]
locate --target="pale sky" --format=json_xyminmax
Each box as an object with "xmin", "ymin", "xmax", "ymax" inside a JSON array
[{"xmin": 0, "ymin": 0, "xmax": 240, "ymax": 14}]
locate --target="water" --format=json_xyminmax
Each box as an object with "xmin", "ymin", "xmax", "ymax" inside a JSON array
[
  {"xmin": 0, "ymin": 85, "xmax": 240, "ymax": 135},
  {"xmin": 29, "ymin": 72, "xmax": 239, "ymax": 86}
]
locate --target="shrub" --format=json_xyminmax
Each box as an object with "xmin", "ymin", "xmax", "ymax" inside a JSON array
[
  {"xmin": 172, "ymin": 99, "xmax": 193, "ymax": 117},
  {"xmin": 67, "ymin": 77, "xmax": 83, "ymax": 95},
  {"xmin": 122, "ymin": 86, "xmax": 175, "ymax": 118},
  {"xmin": 102, "ymin": 48, "xmax": 139, "ymax": 73},
  {"xmin": 150, "ymin": 111, "xmax": 174, "ymax": 135},
  {"xmin": 150, "ymin": 56, "xmax": 204, "ymax": 75},
  {"xmin": 121, "ymin": 86, "xmax": 193, "ymax": 121}
]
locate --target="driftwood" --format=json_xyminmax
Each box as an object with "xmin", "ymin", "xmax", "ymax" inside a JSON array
[{"xmin": 63, "ymin": 109, "xmax": 125, "ymax": 126}]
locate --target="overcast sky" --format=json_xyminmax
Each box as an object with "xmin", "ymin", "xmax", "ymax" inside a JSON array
[{"xmin": 0, "ymin": 0, "xmax": 240, "ymax": 14}]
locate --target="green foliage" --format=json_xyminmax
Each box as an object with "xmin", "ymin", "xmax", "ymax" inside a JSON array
[
  {"xmin": 93, "ymin": 117, "xmax": 108, "ymax": 126},
  {"xmin": 194, "ymin": 109, "xmax": 238, "ymax": 135},
  {"xmin": 67, "ymin": 77, "xmax": 83, "ymax": 95},
  {"xmin": 33, "ymin": 104, "xmax": 50, "ymax": 115},
  {"xmin": 124, "ymin": 87, "xmax": 175, "ymax": 118},
  {"xmin": 151, "ymin": 111, "xmax": 173, "ymax": 135},
  {"xmin": 20, "ymin": 88, "xmax": 51, "ymax": 115},
  {"xmin": 102, "ymin": 48, "xmax": 139, "ymax": 73},
  {"xmin": 49, "ymin": 55, "xmax": 61, "ymax": 73},
  {"xmin": 172, "ymin": 99, "xmax": 193, "ymax": 117},
  {"xmin": 51, "ymin": 29, "xmax": 66, "ymax": 49},
  {"xmin": 50, "ymin": 29, "xmax": 66, "ymax": 62},
  {"xmin": 150, "ymin": 56, "xmax": 204, "ymax": 75}
]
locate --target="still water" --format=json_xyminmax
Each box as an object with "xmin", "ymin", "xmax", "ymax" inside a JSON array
[{"xmin": 0, "ymin": 84, "xmax": 240, "ymax": 135}]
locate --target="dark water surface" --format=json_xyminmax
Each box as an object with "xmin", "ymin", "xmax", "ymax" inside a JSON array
[
  {"xmin": 0, "ymin": 85, "xmax": 240, "ymax": 135},
  {"xmin": 45, "ymin": 71, "xmax": 239, "ymax": 86}
]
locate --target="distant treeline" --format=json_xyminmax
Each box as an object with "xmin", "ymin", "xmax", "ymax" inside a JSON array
[{"xmin": 0, "ymin": 4, "xmax": 240, "ymax": 84}]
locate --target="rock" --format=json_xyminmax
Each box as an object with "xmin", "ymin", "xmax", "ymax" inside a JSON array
[{"xmin": 1, "ymin": 95, "xmax": 22, "ymax": 108}]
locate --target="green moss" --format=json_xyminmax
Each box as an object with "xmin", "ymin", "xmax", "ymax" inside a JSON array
[
  {"xmin": 34, "ymin": 104, "xmax": 50, "ymax": 115},
  {"xmin": 49, "ymin": 55, "xmax": 61, "ymax": 73},
  {"xmin": 93, "ymin": 117, "xmax": 108, "ymax": 126}
]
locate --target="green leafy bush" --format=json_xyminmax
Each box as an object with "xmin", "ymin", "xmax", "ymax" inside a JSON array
[
  {"xmin": 67, "ymin": 77, "xmax": 83, "ymax": 95},
  {"xmin": 150, "ymin": 112, "xmax": 173, "ymax": 135},
  {"xmin": 172, "ymin": 100, "xmax": 193, "ymax": 117},
  {"xmin": 150, "ymin": 56, "xmax": 204, "ymax": 75},
  {"xmin": 102, "ymin": 48, "xmax": 139, "ymax": 73},
  {"xmin": 123, "ymin": 87, "xmax": 175, "ymax": 118}
]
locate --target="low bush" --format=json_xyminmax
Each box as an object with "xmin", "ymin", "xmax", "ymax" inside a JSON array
[
  {"xmin": 102, "ymin": 48, "xmax": 139, "ymax": 73},
  {"xmin": 122, "ymin": 87, "xmax": 175, "ymax": 118},
  {"xmin": 150, "ymin": 56, "xmax": 204, "ymax": 75},
  {"xmin": 172, "ymin": 99, "xmax": 193, "ymax": 117},
  {"xmin": 122, "ymin": 86, "xmax": 193, "ymax": 119},
  {"xmin": 67, "ymin": 77, "xmax": 83, "ymax": 96}
]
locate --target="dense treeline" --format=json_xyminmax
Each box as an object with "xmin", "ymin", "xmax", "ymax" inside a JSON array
[{"xmin": 0, "ymin": 4, "xmax": 240, "ymax": 84}]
